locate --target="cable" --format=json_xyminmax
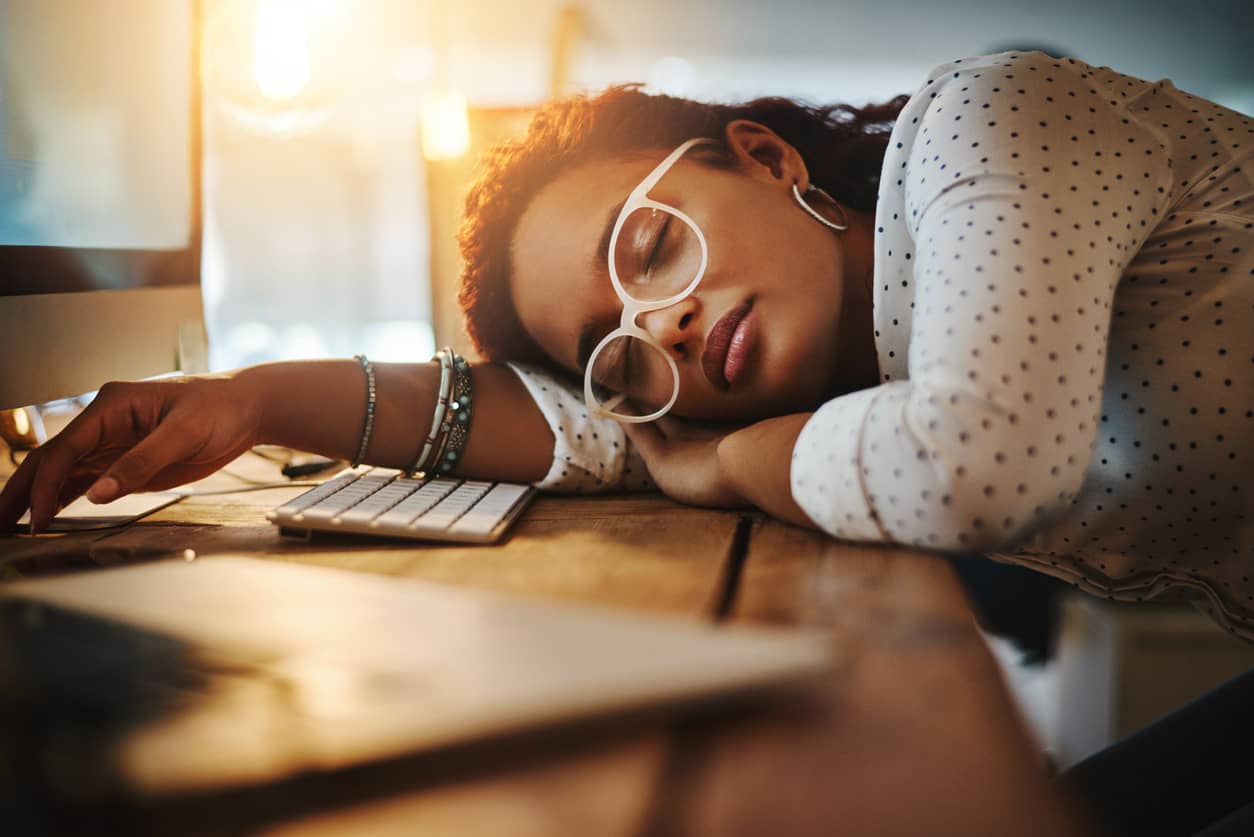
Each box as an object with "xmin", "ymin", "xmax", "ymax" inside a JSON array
[
  {"xmin": 173, "ymin": 481, "xmax": 322, "ymax": 497},
  {"xmin": 281, "ymin": 457, "xmax": 343, "ymax": 479},
  {"xmin": 246, "ymin": 445, "xmax": 296, "ymax": 464},
  {"xmin": 216, "ymin": 467, "xmax": 287, "ymax": 486}
]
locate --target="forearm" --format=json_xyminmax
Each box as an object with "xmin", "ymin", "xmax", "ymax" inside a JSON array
[
  {"xmin": 235, "ymin": 359, "xmax": 553, "ymax": 483},
  {"xmin": 717, "ymin": 413, "xmax": 818, "ymax": 530}
]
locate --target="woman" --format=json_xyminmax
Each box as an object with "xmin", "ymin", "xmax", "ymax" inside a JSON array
[
  {"xmin": 1, "ymin": 49, "xmax": 1250, "ymax": 630},
  {"xmin": 1, "ymin": 47, "xmax": 1251, "ymax": 834}
]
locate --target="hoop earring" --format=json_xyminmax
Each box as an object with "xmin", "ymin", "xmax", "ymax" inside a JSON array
[{"xmin": 792, "ymin": 183, "xmax": 848, "ymax": 232}]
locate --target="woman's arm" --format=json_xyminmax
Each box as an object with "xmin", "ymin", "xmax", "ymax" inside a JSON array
[
  {"xmin": 239, "ymin": 359, "xmax": 553, "ymax": 483},
  {"xmin": 0, "ymin": 359, "xmax": 554, "ymax": 532},
  {"xmin": 787, "ymin": 54, "xmax": 1172, "ymax": 551}
]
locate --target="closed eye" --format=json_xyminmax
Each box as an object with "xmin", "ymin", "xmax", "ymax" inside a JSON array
[
  {"xmin": 645, "ymin": 214, "xmax": 672, "ymax": 277},
  {"xmin": 592, "ymin": 336, "xmax": 632, "ymax": 393}
]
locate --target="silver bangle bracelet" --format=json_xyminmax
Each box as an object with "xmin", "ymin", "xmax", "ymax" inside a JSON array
[
  {"xmin": 407, "ymin": 347, "xmax": 454, "ymax": 476},
  {"xmin": 350, "ymin": 354, "xmax": 376, "ymax": 469}
]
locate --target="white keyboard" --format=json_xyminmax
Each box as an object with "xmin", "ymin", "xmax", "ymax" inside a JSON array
[{"xmin": 267, "ymin": 467, "xmax": 536, "ymax": 544}]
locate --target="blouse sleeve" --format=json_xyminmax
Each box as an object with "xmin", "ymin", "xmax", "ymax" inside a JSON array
[
  {"xmin": 506, "ymin": 362, "xmax": 655, "ymax": 493},
  {"xmin": 791, "ymin": 57, "xmax": 1172, "ymax": 552}
]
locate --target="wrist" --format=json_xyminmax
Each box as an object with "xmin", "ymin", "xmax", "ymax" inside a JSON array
[
  {"xmin": 717, "ymin": 414, "xmax": 816, "ymax": 529},
  {"xmin": 225, "ymin": 363, "xmax": 277, "ymax": 449},
  {"xmin": 231, "ymin": 362, "xmax": 286, "ymax": 447},
  {"xmin": 715, "ymin": 430, "xmax": 753, "ymax": 507}
]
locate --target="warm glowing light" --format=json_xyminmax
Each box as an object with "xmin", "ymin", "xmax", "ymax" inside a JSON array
[
  {"xmin": 392, "ymin": 45, "xmax": 433, "ymax": 84},
  {"xmin": 421, "ymin": 89, "xmax": 470, "ymax": 161},
  {"xmin": 252, "ymin": 0, "xmax": 310, "ymax": 101},
  {"xmin": 13, "ymin": 408, "xmax": 30, "ymax": 437}
]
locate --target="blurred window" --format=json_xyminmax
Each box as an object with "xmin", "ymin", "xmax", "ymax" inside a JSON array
[{"xmin": 202, "ymin": 0, "xmax": 434, "ymax": 370}]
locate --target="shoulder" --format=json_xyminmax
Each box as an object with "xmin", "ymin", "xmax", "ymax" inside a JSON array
[
  {"xmin": 896, "ymin": 52, "xmax": 1169, "ymax": 229},
  {"xmin": 883, "ymin": 51, "xmax": 1069, "ymax": 188},
  {"xmin": 893, "ymin": 50, "xmax": 1100, "ymax": 159},
  {"xmin": 908, "ymin": 50, "xmax": 1086, "ymax": 113},
  {"xmin": 907, "ymin": 50, "xmax": 1094, "ymax": 153}
]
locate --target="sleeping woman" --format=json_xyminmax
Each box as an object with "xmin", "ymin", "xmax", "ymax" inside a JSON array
[{"xmin": 2, "ymin": 49, "xmax": 1251, "ymax": 639}]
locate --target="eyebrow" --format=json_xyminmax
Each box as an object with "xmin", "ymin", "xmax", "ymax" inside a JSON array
[{"xmin": 576, "ymin": 197, "xmax": 628, "ymax": 372}]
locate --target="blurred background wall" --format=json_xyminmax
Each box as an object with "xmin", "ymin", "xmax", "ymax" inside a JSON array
[{"xmin": 200, "ymin": 0, "xmax": 1251, "ymax": 369}]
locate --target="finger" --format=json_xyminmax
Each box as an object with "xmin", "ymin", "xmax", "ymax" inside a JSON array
[
  {"xmin": 57, "ymin": 469, "xmax": 106, "ymax": 511},
  {"xmin": 26, "ymin": 414, "xmax": 111, "ymax": 533},
  {"xmin": 21, "ymin": 382, "xmax": 169, "ymax": 531},
  {"xmin": 134, "ymin": 450, "xmax": 243, "ymax": 493},
  {"xmin": 85, "ymin": 422, "xmax": 201, "ymax": 504},
  {"xmin": 0, "ymin": 451, "xmax": 41, "ymax": 530},
  {"xmin": 656, "ymin": 415, "xmax": 725, "ymax": 439},
  {"xmin": 651, "ymin": 415, "xmax": 688, "ymax": 438},
  {"xmin": 644, "ymin": 415, "xmax": 705, "ymax": 446},
  {"xmin": 620, "ymin": 420, "xmax": 665, "ymax": 458}
]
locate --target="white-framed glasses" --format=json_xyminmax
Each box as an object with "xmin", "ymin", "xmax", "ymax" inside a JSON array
[{"xmin": 583, "ymin": 137, "xmax": 715, "ymax": 423}]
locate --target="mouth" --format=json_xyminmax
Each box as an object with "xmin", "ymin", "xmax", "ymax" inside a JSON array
[{"xmin": 701, "ymin": 299, "xmax": 756, "ymax": 390}]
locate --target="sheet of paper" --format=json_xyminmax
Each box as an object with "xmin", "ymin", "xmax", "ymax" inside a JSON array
[{"xmin": 17, "ymin": 492, "xmax": 182, "ymax": 531}]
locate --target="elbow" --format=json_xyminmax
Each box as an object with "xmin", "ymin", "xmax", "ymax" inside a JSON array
[
  {"xmin": 921, "ymin": 456, "xmax": 1088, "ymax": 553},
  {"xmin": 871, "ymin": 386, "xmax": 1099, "ymax": 553}
]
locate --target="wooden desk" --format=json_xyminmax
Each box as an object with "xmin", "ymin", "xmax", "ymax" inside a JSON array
[{"xmin": 0, "ymin": 473, "xmax": 1102, "ymax": 836}]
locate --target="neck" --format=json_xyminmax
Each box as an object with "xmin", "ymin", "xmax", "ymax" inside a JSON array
[{"xmin": 830, "ymin": 207, "xmax": 880, "ymax": 396}]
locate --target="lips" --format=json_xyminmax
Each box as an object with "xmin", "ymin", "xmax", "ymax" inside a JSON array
[{"xmin": 701, "ymin": 299, "xmax": 754, "ymax": 389}]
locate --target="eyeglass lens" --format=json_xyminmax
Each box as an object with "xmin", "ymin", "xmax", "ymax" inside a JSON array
[
  {"xmin": 611, "ymin": 206, "xmax": 703, "ymax": 302},
  {"xmin": 590, "ymin": 207, "xmax": 702, "ymax": 412}
]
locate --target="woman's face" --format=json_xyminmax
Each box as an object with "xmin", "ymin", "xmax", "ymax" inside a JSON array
[{"xmin": 509, "ymin": 124, "xmax": 876, "ymax": 424}]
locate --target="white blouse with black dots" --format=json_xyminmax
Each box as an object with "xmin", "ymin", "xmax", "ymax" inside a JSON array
[{"xmin": 507, "ymin": 50, "xmax": 1254, "ymax": 639}]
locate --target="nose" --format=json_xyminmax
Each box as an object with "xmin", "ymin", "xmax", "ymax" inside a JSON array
[{"xmin": 635, "ymin": 295, "xmax": 701, "ymax": 362}]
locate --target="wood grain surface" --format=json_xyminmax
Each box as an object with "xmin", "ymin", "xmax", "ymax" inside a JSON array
[
  {"xmin": 637, "ymin": 519, "xmax": 1103, "ymax": 837},
  {"xmin": 0, "ymin": 479, "xmax": 1102, "ymax": 836}
]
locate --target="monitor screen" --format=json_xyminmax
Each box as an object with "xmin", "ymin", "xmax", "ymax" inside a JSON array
[{"xmin": 0, "ymin": 0, "xmax": 205, "ymax": 410}]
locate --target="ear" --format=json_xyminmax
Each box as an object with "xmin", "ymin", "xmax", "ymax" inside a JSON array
[{"xmin": 724, "ymin": 119, "xmax": 810, "ymax": 191}]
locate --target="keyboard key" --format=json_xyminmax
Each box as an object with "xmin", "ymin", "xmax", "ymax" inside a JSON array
[
  {"xmin": 335, "ymin": 485, "xmax": 416, "ymax": 524},
  {"xmin": 271, "ymin": 473, "xmax": 533, "ymax": 544},
  {"xmin": 409, "ymin": 493, "xmax": 480, "ymax": 530},
  {"xmin": 411, "ymin": 508, "xmax": 463, "ymax": 530},
  {"xmin": 443, "ymin": 483, "xmax": 490, "ymax": 506},
  {"xmin": 298, "ymin": 475, "xmax": 393, "ymax": 522},
  {"xmin": 446, "ymin": 484, "xmax": 531, "ymax": 536},
  {"xmin": 370, "ymin": 481, "xmax": 458, "ymax": 528},
  {"xmin": 465, "ymin": 482, "xmax": 530, "ymax": 515},
  {"xmin": 271, "ymin": 472, "xmax": 358, "ymax": 516}
]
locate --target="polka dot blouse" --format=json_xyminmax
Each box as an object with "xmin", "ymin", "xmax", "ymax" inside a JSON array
[{"xmin": 511, "ymin": 50, "xmax": 1254, "ymax": 639}]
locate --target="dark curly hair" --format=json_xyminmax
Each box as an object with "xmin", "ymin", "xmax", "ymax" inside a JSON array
[{"xmin": 457, "ymin": 84, "xmax": 909, "ymax": 366}]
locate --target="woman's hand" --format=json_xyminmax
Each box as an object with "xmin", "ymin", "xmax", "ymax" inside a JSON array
[
  {"xmin": 621, "ymin": 416, "xmax": 748, "ymax": 509},
  {"xmin": 626, "ymin": 412, "xmax": 820, "ymax": 529},
  {"xmin": 0, "ymin": 374, "xmax": 265, "ymax": 533}
]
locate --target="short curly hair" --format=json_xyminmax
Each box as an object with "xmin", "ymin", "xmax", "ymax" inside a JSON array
[{"xmin": 457, "ymin": 84, "xmax": 909, "ymax": 367}]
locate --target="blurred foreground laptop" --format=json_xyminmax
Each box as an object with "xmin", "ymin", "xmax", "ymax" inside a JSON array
[{"xmin": 0, "ymin": 556, "xmax": 832, "ymax": 808}]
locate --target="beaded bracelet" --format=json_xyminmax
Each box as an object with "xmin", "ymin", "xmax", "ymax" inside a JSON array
[
  {"xmin": 434, "ymin": 352, "xmax": 473, "ymax": 476},
  {"xmin": 407, "ymin": 347, "xmax": 454, "ymax": 476},
  {"xmin": 350, "ymin": 354, "xmax": 376, "ymax": 468},
  {"xmin": 423, "ymin": 349, "xmax": 464, "ymax": 477}
]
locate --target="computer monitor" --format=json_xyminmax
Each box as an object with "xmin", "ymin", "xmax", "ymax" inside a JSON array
[{"xmin": 0, "ymin": 0, "xmax": 207, "ymax": 412}]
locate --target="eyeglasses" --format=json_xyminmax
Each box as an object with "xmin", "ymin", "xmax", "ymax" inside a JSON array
[{"xmin": 583, "ymin": 137, "xmax": 715, "ymax": 423}]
